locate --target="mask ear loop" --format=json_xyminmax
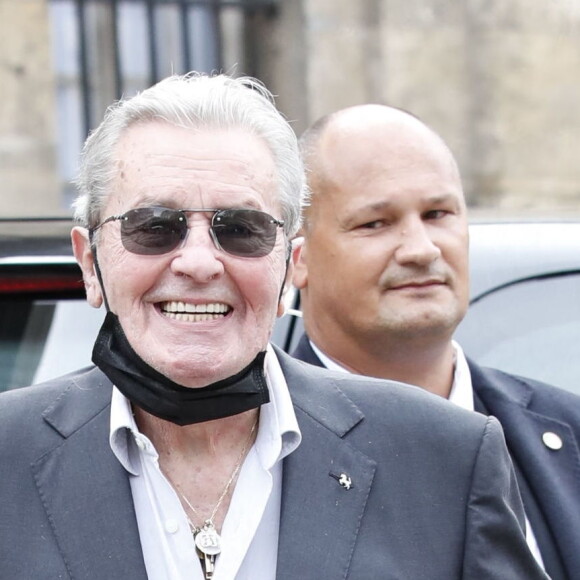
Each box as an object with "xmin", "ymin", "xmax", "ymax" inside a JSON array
[
  {"xmin": 89, "ymin": 230, "xmax": 112, "ymax": 313},
  {"xmin": 278, "ymin": 242, "xmax": 292, "ymax": 304}
]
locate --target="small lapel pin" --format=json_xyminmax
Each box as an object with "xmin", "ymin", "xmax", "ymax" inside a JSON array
[
  {"xmin": 542, "ymin": 431, "xmax": 563, "ymax": 451},
  {"xmin": 330, "ymin": 471, "xmax": 353, "ymax": 490},
  {"xmin": 339, "ymin": 473, "xmax": 352, "ymax": 490}
]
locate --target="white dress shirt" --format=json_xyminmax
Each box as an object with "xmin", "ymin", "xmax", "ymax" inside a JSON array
[
  {"xmin": 310, "ymin": 339, "xmax": 545, "ymax": 570},
  {"xmin": 109, "ymin": 344, "xmax": 301, "ymax": 580}
]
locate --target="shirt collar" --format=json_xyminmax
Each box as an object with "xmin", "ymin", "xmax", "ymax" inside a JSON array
[
  {"xmin": 257, "ymin": 345, "xmax": 302, "ymax": 468},
  {"xmin": 109, "ymin": 343, "xmax": 301, "ymax": 475},
  {"xmin": 310, "ymin": 340, "xmax": 349, "ymax": 373},
  {"xmin": 309, "ymin": 338, "xmax": 474, "ymax": 411},
  {"xmin": 110, "ymin": 385, "xmax": 142, "ymax": 475},
  {"xmin": 447, "ymin": 341, "xmax": 474, "ymax": 411}
]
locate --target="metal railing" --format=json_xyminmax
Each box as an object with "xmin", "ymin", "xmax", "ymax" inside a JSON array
[
  {"xmin": 49, "ymin": 0, "xmax": 277, "ymax": 136},
  {"xmin": 47, "ymin": 0, "xmax": 277, "ymax": 204}
]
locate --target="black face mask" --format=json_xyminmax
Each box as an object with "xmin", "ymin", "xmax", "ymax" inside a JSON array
[{"xmin": 92, "ymin": 311, "xmax": 270, "ymax": 426}]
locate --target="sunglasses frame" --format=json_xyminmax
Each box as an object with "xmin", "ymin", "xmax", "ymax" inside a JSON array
[{"xmin": 89, "ymin": 207, "xmax": 285, "ymax": 258}]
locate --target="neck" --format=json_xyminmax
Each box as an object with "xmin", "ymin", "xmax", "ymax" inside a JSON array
[
  {"xmin": 134, "ymin": 407, "xmax": 260, "ymax": 460},
  {"xmin": 311, "ymin": 332, "xmax": 456, "ymax": 399}
]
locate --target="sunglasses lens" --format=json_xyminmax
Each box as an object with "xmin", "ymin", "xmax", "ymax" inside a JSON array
[
  {"xmin": 120, "ymin": 207, "xmax": 186, "ymax": 255},
  {"xmin": 213, "ymin": 209, "xmax": 279, "ymax": 257}
]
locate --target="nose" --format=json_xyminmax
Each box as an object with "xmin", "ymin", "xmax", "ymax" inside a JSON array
[
  {"xmin": 394, "ymin": 218, "xmax": 441, "ymax": 266},
  {"xmin": 169, "ymin": 218, "xmax": 225, "ymax": 282}
]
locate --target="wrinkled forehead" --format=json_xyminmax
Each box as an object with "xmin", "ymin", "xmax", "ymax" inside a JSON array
[{"xmin": 107, "ymin": 122, "xmax": 280, "ymax": 212}]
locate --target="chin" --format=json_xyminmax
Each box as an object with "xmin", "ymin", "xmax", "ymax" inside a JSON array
[
  {"xmin": 410, "ymin": 316, "xmax": 459, "ymax": 338},
  {"xmin": 382, "ymin": 310, "xmax": 457, "ymax": 338}
]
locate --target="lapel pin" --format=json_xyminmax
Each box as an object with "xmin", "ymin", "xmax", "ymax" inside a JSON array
[
  {"xmin": 339, "ymin": 473, "xmax": 352, "ymax": 490},
  {"xmin": 542, "ymin": 431, "xmax": 563, "ymax": 451},
  {"xmin": 330, "ymin": 471, "xmax": 353, "ymax": 490}
]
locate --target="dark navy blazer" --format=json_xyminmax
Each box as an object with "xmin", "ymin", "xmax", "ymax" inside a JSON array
[{"xmin": 292, "ymin": 333, "xmax": 580, "ymax": 580}]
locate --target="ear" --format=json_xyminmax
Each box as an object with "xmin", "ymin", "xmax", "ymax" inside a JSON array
[
  {"xmin": 71, "ymin": 226, "xmax": 104, "ymax": 309},
  {"xmin": 291, "ymin": 235, "xmax": 308, "ymax": 290},
  {"xmin": 276, "ymin": 238, "xmax": 302, "ymax": 317}
]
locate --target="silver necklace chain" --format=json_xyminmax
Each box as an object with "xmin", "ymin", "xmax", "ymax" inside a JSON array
[
  {"xmin": 170, "ymin": 418, "xmax": 258, "ymax": 579},
  {"xmin": 178, "ymin": 417, "xmax": 258, "ymax": 527}
]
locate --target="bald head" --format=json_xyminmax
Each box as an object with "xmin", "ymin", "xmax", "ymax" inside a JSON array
[{"xmin": 300, "ymin": 104, "xmax": 463, "ymax": 229}]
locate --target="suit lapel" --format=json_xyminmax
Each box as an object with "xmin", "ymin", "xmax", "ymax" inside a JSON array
[
  {"xmin": 291, "ymin": 333, "xmax": 324, "ymax": 367},
  {"xmin": 275, "ymin": 350, "xmax": 376, "ymax": 580},
  {"xmin": 470, "ymin": 361, "xmax": 580, "ymax": 577},
  {"xmin": 32, "ymin": 369, "xmax": 147, "ymax": 579}
]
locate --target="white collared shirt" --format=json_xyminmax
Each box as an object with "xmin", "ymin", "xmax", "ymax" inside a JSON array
[
  {"xmin": 109, "ymin": 344, "xmax": 301, "ymax": 580},
  {"xmin": 310, "ymin": 339, "xmax": 545, "ymax": 570}
]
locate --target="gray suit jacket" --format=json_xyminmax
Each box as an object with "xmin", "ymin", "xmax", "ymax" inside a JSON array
[
  {"xmin": 293, "ymin": 333, "xmax": 580, "ymax": 580},
  {"xmin": 0, "ymin": 348, "xmax": 547, "ymax": 579}
]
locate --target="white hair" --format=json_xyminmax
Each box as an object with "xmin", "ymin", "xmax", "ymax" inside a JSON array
[{"xmin": 73, "ymin": 72, "xmax": 307, "ymax": 237}]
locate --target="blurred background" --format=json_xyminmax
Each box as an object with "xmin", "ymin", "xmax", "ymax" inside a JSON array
[{"xmin": 1, "ymin": 0, "xmax": 580, "ymax": 219}]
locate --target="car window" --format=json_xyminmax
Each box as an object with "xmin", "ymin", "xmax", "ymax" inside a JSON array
[
  {"xmin": 0, "ymin": 299, "xmax": 104, "ymax": 391},
  {"xmin": 0, "ymin": 300, "xmax": 53, "ymax": 390},
  {"xmin": 454, "ymin": 272, "xmax": 580, "ymax": 396}
]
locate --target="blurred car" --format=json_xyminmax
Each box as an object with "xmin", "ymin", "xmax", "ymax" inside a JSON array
[
  {"xmin": 0, "ymin": 217, "xmax": 104, "ymax": 391},
  {"xmin": 454, "ymin": 221, "xmax": 580, "ymax": 396},
  {"xmin": 1, "ymin": 219, "xmax": 579, "ymax": 397}
]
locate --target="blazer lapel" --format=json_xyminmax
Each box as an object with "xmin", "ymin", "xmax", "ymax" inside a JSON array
[
  {"xmin": 291, "ymin": 333, "xmax": 324, "ymax": 367},
  {"xmin": 275, "ymin": 350, "xmax": 377, "ymax": 580},
  {"xmin": 32, "ymin": 369, "xmax": 147, "ymax": 579}
]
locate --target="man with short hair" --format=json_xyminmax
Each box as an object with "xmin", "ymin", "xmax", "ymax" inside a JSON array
[
  {"xmin": 292, "ymin": 103, "xmax": 580, "ymax": 580},
  {"xmin": 0, "ymin": 77, "xmax": 547, "ymax": 579}
]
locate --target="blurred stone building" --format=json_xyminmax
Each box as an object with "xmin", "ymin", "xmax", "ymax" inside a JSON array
[
  {"xmin": 2, "ymin": 0, "xmax": 580, "ymax": 217},
  {"xmin": 1, "ymin": 0, "xmax": 60, "ymax": 215}
]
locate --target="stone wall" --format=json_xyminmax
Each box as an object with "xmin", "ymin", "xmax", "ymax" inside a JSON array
[
  {"xmin": 0, "ymin": 0, "xmax": 61, "ymax": 217},
  {"xmin": 257, "ymin": 0, "xmax": 580, "ymax": 215},
  {"xmin": 2, "ymin": 0, "xmax": 580, "ymax": 216}
]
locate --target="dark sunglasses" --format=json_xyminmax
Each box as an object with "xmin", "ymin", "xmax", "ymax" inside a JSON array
[{"xmin": 89, "ymin": 206, "xmax": 285, "ymax": 258}]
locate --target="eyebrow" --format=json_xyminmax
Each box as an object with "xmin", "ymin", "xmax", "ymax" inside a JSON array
[
  {"xmin": 353, "ymin": 193, "xmax": 460, "ymax": 212},
  {"xmin": 340, "ymin": 192, "xmax": 463, "ymax": 227},
  {"xmin": 340, "ymin": 201, "xmax": 393, "ymax": 229}
]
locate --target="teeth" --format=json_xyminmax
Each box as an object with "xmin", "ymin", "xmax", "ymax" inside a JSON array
[
  {"xmin": 161, "ymin": 301, "xmax": 230, "ymax": 320},
  {"xmin": 164, "ymin": 312, "xmax": 224, "ymax": 322}
]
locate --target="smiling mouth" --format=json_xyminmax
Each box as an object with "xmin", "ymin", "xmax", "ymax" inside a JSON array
[{"xmin": 160, "ymin": 301, "xmax": 231, "ymax": 322}]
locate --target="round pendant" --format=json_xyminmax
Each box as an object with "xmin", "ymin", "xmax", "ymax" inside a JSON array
[{"xmin": 195, "ymin": 523, "xmax": 222, "ymax": 556}]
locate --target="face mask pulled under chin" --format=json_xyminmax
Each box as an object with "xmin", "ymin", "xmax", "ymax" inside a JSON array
[{"xmin": 91, "ymin": 311, "xmax": 270, "ymax": 425}]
